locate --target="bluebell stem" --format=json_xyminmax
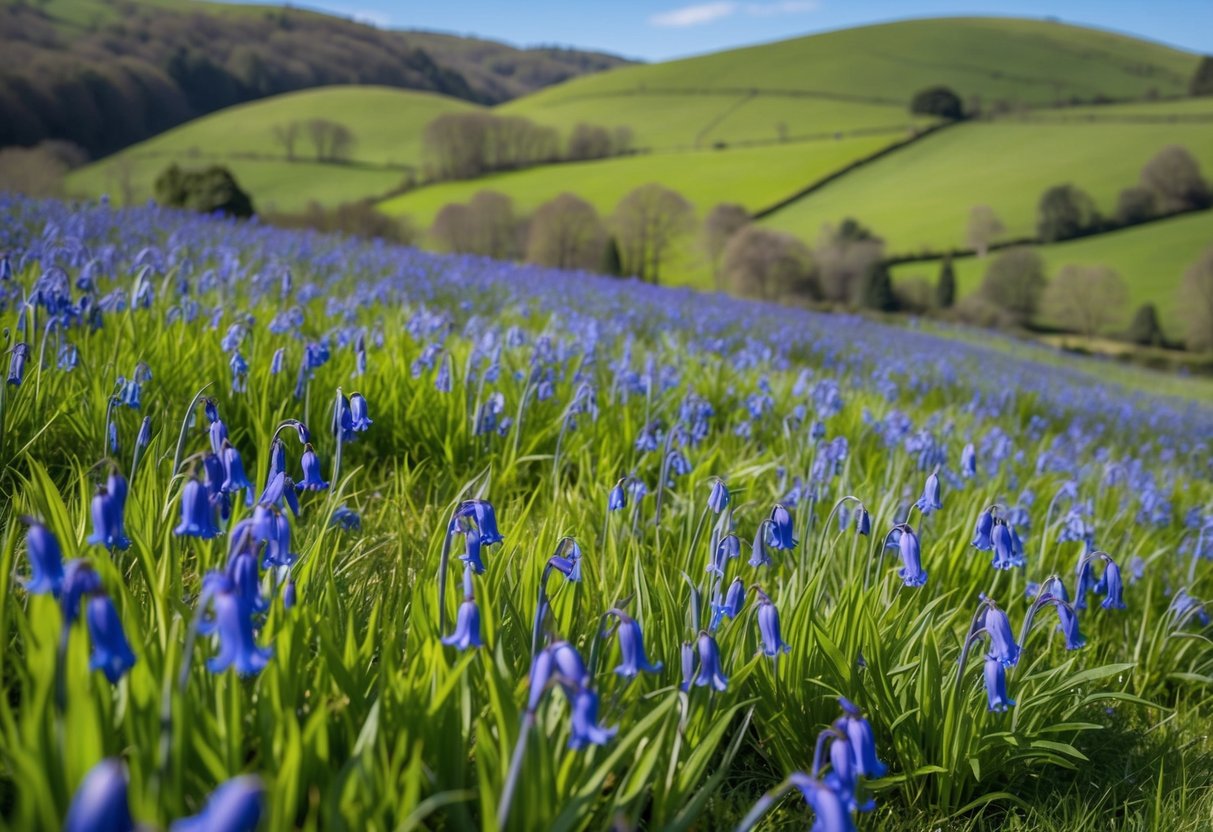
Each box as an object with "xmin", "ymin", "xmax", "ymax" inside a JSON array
[
  {"xmin": 64, "ymin": 759, "xmax": 135, "ymax": 832},
  {"xmin": 693, "ymin": 631, "xmax": 729, "ymax": 691},
  {"xmin": 708, "ymin": 478, "xmax": 730, "ymax": 513},
  {"xmin": 914, "ymin": 468, "xmax": 942, "ymax": 515},
  {"xmin": 86, "ymin": 594, "xmax": 138, "ymax": 683},
  {"xmin": 531, "ymin": 538, "xmax": 582, "ymax": 655},
  {"xmin": 296, "ymin": 443, "xmax": 328, "ymax": 491},
  {"xmin": 708, "ymin": 533, "xmax": 741, "ymax": 576},
  {"xmin": 983, "ymin": 654, "xmax": 1015, "ymax": 711},
  {"xmin": 756, "ymin": 589, "xmax": 791, "ymax": 657},
  {"xmin": 607, "ymin": 611, "xmax": 662, "ymax": 677},
  {"xmin": 21, "ymin": 518, "xmax": 64, "ymax": 595},
  {"xmin": 170, "ymin": 775, "xmax": 264, "ymax": 832}
]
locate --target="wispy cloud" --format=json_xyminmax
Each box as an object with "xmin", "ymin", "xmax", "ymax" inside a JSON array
[{"xmin": 649, "ymin": 0, "xmax": 818, "ymax": 28}]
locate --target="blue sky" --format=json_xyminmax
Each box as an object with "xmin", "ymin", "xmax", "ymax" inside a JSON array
[{"xmin": 258, "ymin": 1, "xmax": 1212, "ymax": 60}]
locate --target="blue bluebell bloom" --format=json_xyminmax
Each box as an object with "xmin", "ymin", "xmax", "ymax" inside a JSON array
[
  {"xmin": 767, "ymin": 505, "xmax": 797, "ymax": 550},
  {"xmin": 174, "ymin": 478, "xmax": 218, "ymax": 538},
  {"xmin": 984, "ymin": 604, "xmax": 1020, "ymax": 667},
  {"xmin": 983, "ymin": 654, "xmax": 1014, "ymax": 712},
  {"xmin": 971, "ymin": 509, "xmax": 994, "ymax": 551},
  {"xmin": 170, "ymin": 776, "xmax": 264, "ymax": 832},
  {"xmin": 349, "ymin": 393, "xmax": 372, "ymax": 432},
  {"xmin": 613, "ymin": 614, "xmax": 662, "ymax": 677},
  {"xmin": 693, "ymin": 632, "xmax": 729, "ymax": 691},
  {"xmin": 914, "ymin": 470, "xmax": 942, "ymax": 515},
  {"xmin": 837, "ymin": 698, "xmax": 887, "ymax": 778},
  {"xmin": 21, "ymin": 519, "xmax": 64, "ymax": 596},
  {"xmin": 297, "ymin": 444, "xmax": 328, "ymax": 491},
  {"xmin": 86, "ymin": 595, "xmax": 137, "ymax": 683},
  {"xmin": 61, "ymin": 560, "xmax": 103, "ymax": 625},
  {"xmin": 64, "ymin": 759, "xmax": 135, "ymax": 832},
  {"xmin": 203, "ymin": 585, "xmax": 272, "ymax": 676},
  {"xmin": 568, "ymin": 687, "xmax": 617, "ymax": 749},
  {"xmin": 442, "ymin": 598, "xmax": 484, "ymax": 651},
  {"xmin": 708, "ymin": 478, "xmax": 730, "ymax": 514},
  {"xmin": 896, "ymin": 526, "xmax": 927, "ymax": 587},
  {"xmin": 756, "ymin": 591, "xmax": 791, "ymax": 657},
  {"xmin": 607, "ymin": 480, "xmax": 627, "ymax": 511}
]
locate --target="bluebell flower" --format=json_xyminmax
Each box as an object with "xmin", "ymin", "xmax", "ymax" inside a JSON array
[
  {"xmin": 767, "ymin": 504, "xmax": 797, "ymax": 550},
  {"xmin": 202, "ymin": 452, "xmax": 226, "ymax": 499},
  {"xmin": 550, "ymin": 641, "xmax": 589, "ymax": 690},
  {"xmin": 749, "ymin": 522, "xmax": 773, "ymax": 567},
  {"xmin": 296, "ymin": 444, "xmax": 328, "ymax": 491},
  {"xmin": 613, "ymin": 614, "xmax": 662, "ymax": 677},
  {"xmin": 527, "ymin": 647, "xmax": 557, "ymax": 711},
  {"xmin": 723, "ymin": 577, "xmax": 746, "ymax": 619},
  {"xmin": 204, "ymin": 587, "xmax": 272, "ymax": 676},
  {"xmin": 174, "ymin": 478, "xmax": 218, "ymax": 538},
  {"xmin": 708, "ymin": 534, "xmax": 740, "ymax": 576},
  {"xmin": 693, "ymin": 632, "xmax": 729, "ymax": 691},
  {"xmin": 262, "ymin": 512, "xmax": 297, "ymax": 569},
  {"xmin": 6, "ymin": 342, "xmax": 29, "ymax": 386},
  {"xmin": 271, "ymin": 347, "xmax": 286, "ymax": 375},
  {"xmin": 460, "ymin": 527, "xmax": 486, "ymax": 574},
  {"xmin": 855, "ymin": 507, "xmax": 871, "ymax": 536},
  {"xmin": 1074, "ymin": 557, "xmax": 1096, "ymax": 611},
  {"xmin": 825, "ymin": 734, "xmax": 872, "ymax": 814},
  {"xmin": 64, "ymin": 759, "xmax": 135, "ymax": 832},
  {"xmin": 227, "ymin": 551, "xmax": 268, "ymax": 614},
  {"xmin": 1055, "ymin": 601, "xmax": 1086, "ymax": 649},
  {"xmin": 679, "ymin": 641, "xmax": 695, "ymax": 692},
  {"xmin": 961, "ymin": 443, "xmax": 977, "ymax": 478},
  {"xmin": 708, "ymin": 479, "xmax": 730, "ymax": 514},
  {"xmin": 984, "ymin": 605, "xmax": 1020, "ymax": 666},
  {"xmin": 349, "ymin": 393, "xmax": 372, "ymax": 432},
  {"xmin": 971, "ymin": 509, "xmax": 994, "ymax": 551},
  {"xmin": 466, "ymin": 500, "xmax": 504, "ymax": 545},
  {"xmin": 136, "ymin": 416, "xmax": 152, "ymax": 450},
  {"xmin": 548, "ymin": 554, "xmax": 581, "ymax": 582},
  {"xmin": 86, "ymin": 487, "xmax": 126, "ymax": 550},
  {"xmin": 221, "ymin": 442, "xmax": 253, "ymax": 501},
  {"xmin": 86, "ymin": 595, "xmax": 137, "ymax": 683},
  {"xmin": 21, "ymin": 518, "xmax": 64, "ymax": 595},
  {"xmin": 756, "ymin": 591, "xmax": 790, "ymax": 657},
  {"xmin": 267, "ymin": 439, "xmax": 286, "ymax": 482},
  {"xmin": 568, "ymin": 687, "xmax": 617, "ymax": 749},
  {"xmin": 208, "ymin": 417, "xmax": 228, "ymax": 457},
  {"xmin": 61, "ymin": 560, "xmax": 102, "ymax": 625},
  {"xmin": 332, "ymin": 393, "xmax": 354, "ymax": 442},
  {"xmin": 607, "ymin": 480, "xmax": 627, "ymax": 511},
  {"xmin": 914, "ymin": 470, "xmax": 942, "ymax": 515},
  {"xmin": 837, "ymin": 698, "xmax": 886, "ymax": 778},
  {"xmin": 1101, "ymin": 558, "xmax": 1126, "ymax": 610},
  {"xmin": 787, "ymin": 774, "xmax": 856, "ymax": 832},
  {"xmin": 330, "ymin": 505, "xmax": 362, "ymax": 531},
  {"xmin": 442, "ymin": 598, "xmax": 484, "ymax": 650},
  {"xmin": 983, "ymin": 654, "xmax": 1014, "ymax": 712},
  {"xmin": 991, "ymin": 522, "xmax": 1015, "ymax": 570},
  {"xmin": 896, "ymin": 526, "xmax": 927, "ymax": 587},
  {"xmin": 170, "ymin": 775, "xmax": 264, "ymax": 832}
]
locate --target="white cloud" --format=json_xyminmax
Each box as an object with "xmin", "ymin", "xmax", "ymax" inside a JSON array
[
  {"xmin": 648, "ymin": 0, "xmax": 817, "ymax": 28},
  {"xmin": 649, "ymin": 2, "xmax": 738, "ymax": 28}
]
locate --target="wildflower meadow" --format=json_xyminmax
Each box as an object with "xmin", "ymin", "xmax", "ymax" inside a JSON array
[{"xmin": 1, "ymin": 195, "xmax": 1211, "ymax": 831}]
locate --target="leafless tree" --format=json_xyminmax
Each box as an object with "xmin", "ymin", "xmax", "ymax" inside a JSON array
[
  {"xmin": 525, "ymin": 193, "xmax": 607, "ymax": 271},
  {"xmin": 965, "ymin": 204, "xmax": 1004, "ymax": 257},
  {"xmin": 430, "ymin": 202, "xmax": 478, "ymax": 255},
  {"xmin": 567, "ymin": 123, "xmax": 612, "ymax": 161},
  {"xmin": 814, "ymin": 221, "xmax": 884, "ymax": 304},
  {"xmin": 306, "ymin": 119, "xmax": 356, "ymax": 162},
  {"xmin": 1042, "ymin": 263, "xmax": 1128, "ymax": 337},
  {"xmin": 1179, "ymin": 246, "xmax": 1213, "ymax": 351},
  {"xmin": 978, "ymin": 247, "xmax": 1047, "ymax": 325},
  {"xmin": 1140, "ymin": 145, "xmax": 1211, "ymax": 213},
  {"xmin": 700, "ymin": 203, "xmax": 750, "ymax": 292},
  {"xmin": 722, "ymin": 226, "xmax": 817, "ymax": 301},
  {"xmin": 612, "ymin": 183, "xmax": 694, "ymax": 284},
  {"xmin": 271, "ymin": 121, "xmax": 302, "ymax": 160},
  {"xmin": 466, "ymin": 190, "xmax": 521, "ymax": 260}
]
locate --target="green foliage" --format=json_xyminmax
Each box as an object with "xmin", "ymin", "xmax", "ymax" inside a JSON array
[
  {"xmin": 979, "ymin": 247, "xmax": 1047, "ymax": 323},
  {"xmin": 152, "ymin": 164, "xmax": 254, "ymax": 218},
  {"xmin": 1190, "ymin": 56, "xmax": 1213, "ymax": 96},
  {"xmin": 858, "ymin": 261, "xmax": 897, "ymax": 311},
  {"xmin": 911, "ymin": 86, "xmax": 965, "ymax": 120},
  {"xmin": 937, "ymin": 254, "xmax": 957, "ymax": 308},
  {"xmin": 601, "ymin": 235, "xmax": 624, "ymax": 277},
  {"xmin": 1037, "ymin": 183, "xmax": 1100, "ymax": 242},
  {"xmin": 1126, "ymin": 303, "xmax": 1165, "ymax": 346}
]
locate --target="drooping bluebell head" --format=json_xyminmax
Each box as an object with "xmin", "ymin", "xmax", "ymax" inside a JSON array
[
  {"xmin": 756, "ymin": 591, "xmax": 791, "ymax": 657},
  {"xmin": 971, "ymin": 509, "xmax": 994, "ymax": 551},
  {"xmin": 208, "ymin": 417, "xmax": 229, "ymax": 457},
  {"xmin": 6, "ymin": 342, "xmax": 29, "ymax": 386},
  {"xmin": 469, "ymin": 500, "xmax": 504, "ymax": 546},
  {"xmin": 693, "ymin": 632, "xmax": 729, "ymax": 691},
  {"xmin": 1074, "ymin": 555, "xmax": 1096, "ymax": 611},
  {"xmin": 896, "ymin": 526, "xmax": 927, "ymax": 587},
  {"xmin": 174, "ymin": 478, "xmax": 219, "ymax": 539},
  {"xmin": 1054, "ymin": 600, "xmax": 1086, "ymax": 649},
  {"xmin": 1101, "ymin": 558, "xmax": 1126, "ymax": 610},
  {"xmin": 567, "ymin": 687, "xmax": 617, "ymax": 750},
  {"xmin": 679, "ymin": 641, "xmax": 695, "ymax": 692},
  {"xmin": 527, "ymin": 647, "xmax": 556, "ymax": 712},
  {"xmin": 349, "ymin": 393, "xmax": 372, "ymax": 432},
  {"xmin": 460, "ymin": 527, "xmax": 486, "ymax": 574},
  {"xmin": 708, "ymin": 534, "xmax": 740, "ymax": 576},
  {"xmin": 330, "ymin": 505, "xmax": 361, "ymax": 532},
  {"xmin": 708, "ymin": 478, "xmax": 730, "ymax": 514},
  {"xmin": 723, "ymin": 576, "xmax": 746, "ymax": 619},
  {"xmin": 136, "ymin": 416, "xmax": 152, "ymax": 450},
  {"xmin": 262, "ymin": 512, "xmax": 297, "ymax": 569},
  {"xmin": 203, "ymin": 580, "xmax": 271, "ymax": 676},
  {"xmin": 855, "ymin": 506, "xmax": 871, "ymax": 537},
  {"xmin": 550, "ymin": 641, "xmax": 589, "ymax": 690},
  {"xmin": 983, "ymin": 653, "xmax": 1014, "ymax": 712},
  {"xmin": 767, "ymin": 504, "xmax": 797, "ymax": 551},
  {"xmin": 984, "ymin": 604, "xmax": 1020, "ymax": 667},
  {"xmin": 86, "ymin": 484, "xmax": 130, "ymax": 551},
  {"xmin": 788, "ymin": 773, "xmax": 857, "ymax": 832},
  {"xmin": 296, "ymin": 443, "xmax": 329, "ymax": 491},
  {"xmin": 914, "ymin": 470, "xmax": 942, "ymax": 515},
  {"xmin": 836, "ymin": 698, "xmax": 886, "ymax": 778},
  {"xmin": 226, "ymin": 551, "xmax": 268, "ymax": 615},
  {"xmin": 607, "ymin": 480, "xmax": 627, "ymax": 512},
  {"xmin": 221, "ymin": 442, "xmax": 253, "ymax": 500},
  {"xmin": 61, "ymin": 560, "xmax": 103, "ymax": 625},
  {"xmin": 64, "ymin": 758, "xmax": 135, "ymax": 832},
  {"xmin": 21, "ymin": 518, "xmax": 64, "ymax": 596},
  {"xmin": 333, "ymin": 393, "xmax": 354, "ymax": 442},
  {"xmin": 613, "ymin": 614, "xmax": 662, "ymax": 677},
  {"xmin": 86, "ymin": 594, "xmax": 137, "ymax": 683},
  {"xmin": 268, "ymin": 439, "xmax": 287, "ymax": 482},
  {"xmin": 441, "ymin": 599, "xmax": 484, "ymax": 651},
  {"xmin": 960, "ymin": 442, "xmax": 977, "ymax": 479},
  {"xmin": 991, "ymin": 522, "xmax": 1014, "ymax": 570},
  {"xmin": 170, "ymin": 775, "xmax": 264, "ymax": 832}
]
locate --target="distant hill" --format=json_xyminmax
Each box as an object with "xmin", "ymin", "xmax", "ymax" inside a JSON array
[
  {"xmin": 0, "ymin": 0, "xmax": 631, "ymax": 159},
  {"xmin": 505, "ymin": 17, "xmax": 1200, "ymax": 151}
]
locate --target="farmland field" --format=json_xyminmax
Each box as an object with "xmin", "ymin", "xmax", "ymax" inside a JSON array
[{"xmin": 1, "ymin": 195, "xmax": 1212, "ymax": 830}]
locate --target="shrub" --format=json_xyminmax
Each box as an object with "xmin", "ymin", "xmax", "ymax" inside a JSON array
[
  {"xmin": 1041, "ymin": 263, "xmax": 1128, "ymax": 338},
  {"xmin": 1140, "ymin": 145, "xmax": 1211, "ymax": 213},
  {"xmin": 978, "ymin": 248, "xmax": 1047, "ymax": 324},
  {"xmin": 1115, "ymin": 186, "xmax": 1157, "ymax": 226},
  {"xmin": 152, "ymin": 164, "xmax": 254, "ymax": 218},
  {"xmin": 936, "ymin": 254, "xmax": 957, "ymax": 309},
  {"xmin": 814, "ymin": 220, "xmax": 884, "ymax": 305},
  {"xmin": 265, "ymin": 201, "xmax": 417, "ymax": 244},
  {"xmin": 1190, "ymin": 55, "xmax": 1213, "ymax": 96},
  {"xmin": 910, "ymin": 86, "xmax": 964, "ymax": 119},
  {"xmin": 722, "ymin": 226, "xmax": 817, "ymax": 301},
  {"xmin": 1126, "ymin": 303, "xmax": 1165, "ymax": 347},
  {"xmin": 1036, "ymin": 184, "xmax": 1099, "ymax": 242}
]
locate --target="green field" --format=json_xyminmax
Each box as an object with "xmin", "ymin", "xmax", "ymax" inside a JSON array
[
  {"xmin": 505, "ymin": 17, "xmax": 1198, "ymax": 151},
  {"xmin": 66, "ymin": 86, "xmax": 479, "ymax": 209},
  {"xmin": 761, "ymin": 116, "xmax": 1213, "ymax": 255},
  {"xmin": 378, "ymin": 133, "xmax": 901, "ymax": 227},
  {"xmin": 891, "ymin": 210, "xmax": 1213, "ymax": 333}
]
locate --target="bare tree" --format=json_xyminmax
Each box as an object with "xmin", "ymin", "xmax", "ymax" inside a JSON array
[
  {"xmin": 978, "ymin": 247, "xmax": 1047, "ymax": 325},
  {"xmin": 567, "ymin": 123, "xmax": 612, "ymax": 161},
  {"xmin": 1140, "ymin": 145, "xmax": 1211, "ymax": 213},
  {"xmin": 525, "ymin": 193, "xmax": 607, "ymax": 271},
  {"xmin": 814, "ymin": 220, "xmax": 884, "ymax": 304},
  {"xmin": 965, "ymin": 204, "xmax": 1004, "ymax": 257},
  {"xmin": 612, "ymin": 183, "xmax": 695, "ymax": 284},
  {"xmin": 1179, "ymin": 246, "xmax": 1213, "ymax": 351},
  {"xmin": 305, "ymin": 119, "xmax": 356, "ymax": 162},
  {"xmin": 722, "ymin": 226, "xmax": 817, "ymax": 301},
  {"xmin": 430, "ymin": 203, "xmax": 478, "ymax": 255},
  {"xmin": 466, "ymin": 190, "xmax": 520, "ymax": 260},
  {"xmin": 1042, "ymin": 263, "xmax": 1128, "ymax": 337},
  {"xmin": 271, "ymin": 121, "xmax": 301, "ymax": 160},
  {"xmin": 700, "ymin": 203, "xmax": 750, "ymax": 292}
]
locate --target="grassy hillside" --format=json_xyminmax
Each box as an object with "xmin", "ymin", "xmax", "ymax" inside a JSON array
[
  {"xmin": 761, "ymin": 105, "xmax": 1213, "ymax": 254},
  {"xmin": 891, "ymin": 210, "xmax": 1213, "ymax": 333},
  {"xmin": 66, "ymin": 87, "xmax": 478, "ymax": 210},
  {"xmin": 505, "ymin": 17, "xmax": 1199, "ymax": 151},
  {"xmin": 376, "ymin": 133, "xmax": 901, "ymax": 226}
]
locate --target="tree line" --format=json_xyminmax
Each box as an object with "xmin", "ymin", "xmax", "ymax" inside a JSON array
[{"xmin": 421, "ymin": 113, "xmax": 635, "ymax": 182}]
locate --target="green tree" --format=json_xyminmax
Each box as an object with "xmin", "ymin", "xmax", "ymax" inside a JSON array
[
  {"xmin": 1036, "ymin": 184, "xmax": 1099, "ymax": 242},
  {"xmin": 910, "ymin": 86, "xmax": 964, "ymax": 119},
  {"xmin": 858, "ymin": 261, "xmax": 897, "ymax": 311},
  {"xmin": 1140, "ymin": 145, "xmax": 1211, "ymax": 213},
  {"xmin": 1126, "ymin": 302, "xmax": 1165, "ymax": 347},
  {"xmin": 152, "ymin": 164, "xmax": 254, "ymax": 218},
  {"xmin": 1190, "ymin": 56, "xmax": 1213, "ymax": 96},
  {"xmin": 979, "ymin": 248, "xmax": 1047, "ymax": 324},
  {"xmin": 601, "ymin": 235, "xmax": 623, "ymax": 277},
  {"xmin": 936, "ymin": 254, "xmax": 957, "ymax": 308}
]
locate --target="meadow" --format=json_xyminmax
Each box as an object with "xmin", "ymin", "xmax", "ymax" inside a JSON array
[{"xmin": 1, "ymin": 195, "xmax": 1212, "ymax": 831}]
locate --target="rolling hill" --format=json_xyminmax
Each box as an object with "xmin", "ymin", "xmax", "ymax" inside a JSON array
[
  {"xmin": 759, "ymin": 99, "xmax": 1213, "ymax": 255},
  {"xmin": 890, "ymin": 210, "xmax": 1213, "ymax": 334},
  {"xmin": 66, "ymin": 86, "xmax": 479, "ymax": 210}
]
